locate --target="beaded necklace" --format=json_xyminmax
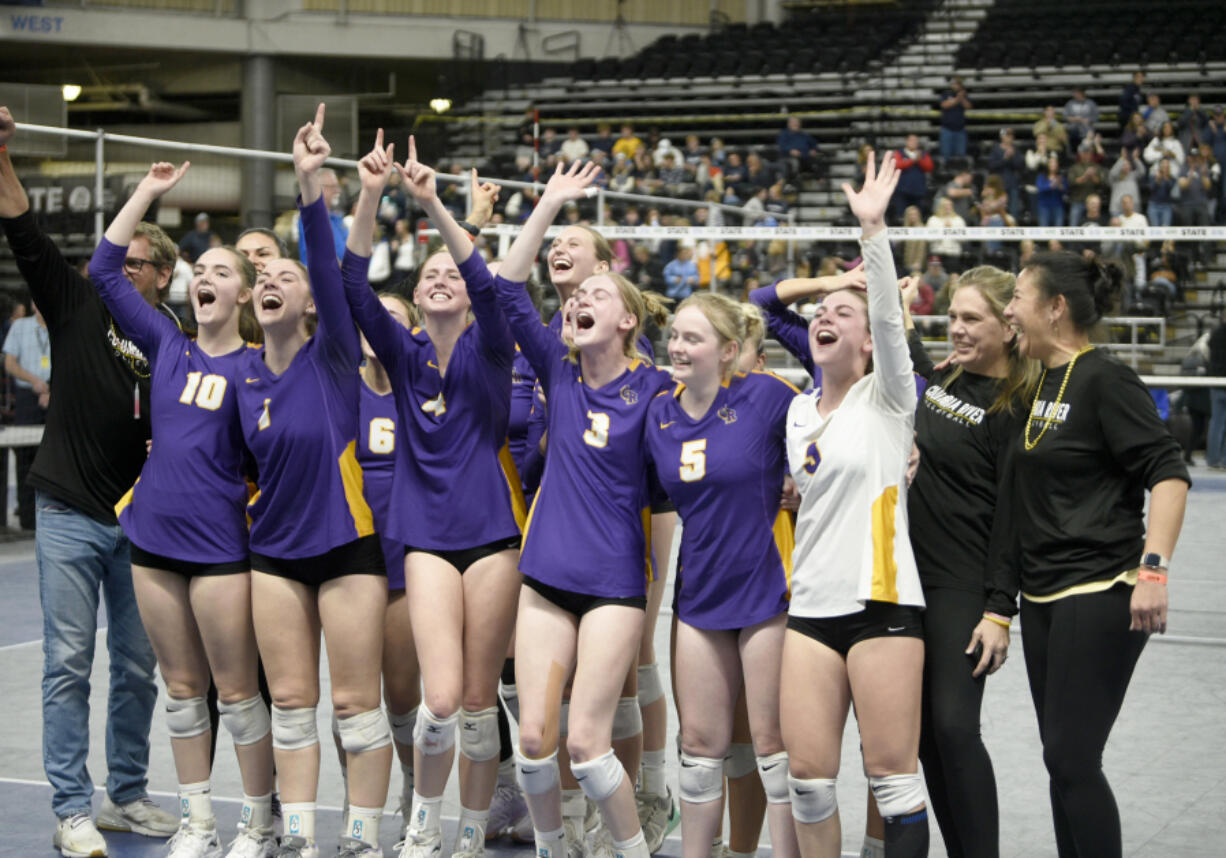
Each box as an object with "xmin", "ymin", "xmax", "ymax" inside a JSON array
[{"xmin": 1023, "ymin": 345, "xmax": 1094, "ymax": 451}]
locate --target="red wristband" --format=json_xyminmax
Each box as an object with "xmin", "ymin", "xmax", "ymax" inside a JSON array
[{"xmin": 1138, "ymin": 569, "xmax": 1167, "ymax": 585}]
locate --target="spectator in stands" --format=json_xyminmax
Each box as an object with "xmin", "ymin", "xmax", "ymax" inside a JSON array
[
  {"xmin": 1063, "ymin": 87, "xmax": 1100, "ymax": 151},
  {"xmin": 764, "ymin": 182, "xmax": 790, "ymax": 220},
  {"xmin": 1145, "ymin": 240, "xmax": 1188, "ymax": 313},
  {"xmin": 0, "ymin": 107, "xmax": 180, "ymax": 855},
  {"xmin": 1145, "ymin": 122, "xmax": 1186, "ymax": 172},
  {"xmin": 1082, "ymin": 193, "xmax": 1108, "ymax": 228},
  {"xmin": 1147, "ymin": 158, "xmax": 1177, "ymax": 227},
  {"xmin": 745, "ymin": 151, "xmax": 776, "ymax": 193},
  {"xmin": 901, "ymin": 205, "xmax": 927, "ymax": 274},
  {"xmin": 978, "ymin": 183, "xmax": 1012, "ymax": 256},
  {"xmin": 3, "ymin": 299, "xmax": 49, "ymax": 530},
  {"xmin": 777, "ymin": 115, "xmax": 819, "ymax": 179},
  {"xmin": 1142, "ymin": 92, "xmax": 1170, "ymax": 136},
  {"xmin": 1177, "ymin": 94, "xmax": 1210, "ymax": 153},
  {"xmin": 297, "ymin": 167, "xmax": 347, "ymax": 264},
  {"xmin": 854, "ymin": 143, "xmax": 873, "ymax": 188},
  {"xmin": 1032, "ymin": 105, "xmax": 1069, "ymax": 154},
  {"xmin": 627, "ymin": 242, "xmax": 664, "ymax": 294},
  {"xmin": 1025, "ymin": 132, "xmax": 1056, "ymax": 210},
  {"xmin": 1119, "ymin": 70, "xmax": 1146, "ymax": 129},
  {"xmin": 1179, "ymin": 150, "xmax": 1214, "ymax": 262},
  {"xmin": 910, "ymin": 266, "xmax": 936, "ymax": 317},
  {"xmin": 612, "ymin": 124, "xmax": 643, "ymax": 161},
  {"xmin": 938, "ymin": 76, "xmax": 972, "ymax": 160},
  {"xmin": 1035, "ymin": 153, "xmax": 1067, "ymax": 226},
  {"xmin": 891, "ymin": 133, "xmax": 934, "ymax": 221},
  {"xmin": 1108, "ymin": 149, "xmax": 1144, "ymax": 217},
  {"xmin": 539, "ymin": 126, "xmax": 561, "ymax": 159},
  {"xmin": 682, "ymin": 135, "xmax": 706, "ymax": 170},
  {"xmin": 926, "ymin": 197, "xmax": 967, "ymax": 272},
  {"xmin": 723, "ymin": 151, "xmax": 748, "ymax": 194},
  {"xmin": 1068, "ymin": 144, "xmax": 1108, "ymax": 226},
  {"xmin": 559, "ymin": 127, "xmax": 589, "ymax": 163},
  {"xmin": 1208, "ymin": 106, "xmax": 1226, "ymax": 221},
  {"xmin": 921, "ymin": 255, "xmax": 949, "ymax": 305},
  {"xmin": 709, "ymin": 137, "xmax": 727, "ymax": 166},
  {"xmin": 657, "ymin": 151, "xmax": 688, "ymax": 196},
  {"xmin": 663, "ymin": 242, "xmax": 701, "ymax": 300},
  {"xmin": 742, "ymin": 187, "xmax": 768, "ymax": 226},
  {"xmin": 177, "ymin": 212, "xmax": 216, "ymax": 264},
  {"xmin": 1104, "ymin": 194, "xmax": 1147, "ymax": 276},
  {"xmin": 589, "ymin": 122, "xmax": 615, "ymax": 157},
  {"xmin": 988, "ymin": 128, "xmax": 1025, "ymax": 219},
  {"xmin": 942, "ymin": 169, "xmax": 976, "ymax": 221},
  {"xmin": 1207, "ymin": 308, "xmax": 1226, "ymax": 469}
]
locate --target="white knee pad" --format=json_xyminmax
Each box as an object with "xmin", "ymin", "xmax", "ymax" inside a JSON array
[
  {"xmin": 611, "ymin": 697, "xmax": 642, "ymax": 740},
  {"xmin": 788, "ymin": 775, "xmax": 837, "ymax": 824},
  {"xmin": 270, "ymin": 705, "xmax": 319, "ymax": 751},
  {"xmin": 558, "ymin": 701, "xmax": 570, "ymax": 737},
  {"xmin": 165, "ymin": 696, "xmax": 210, "ymax": 740},
  {"xmin": 515, "ymin": 748, "xmax": 559, "ymax": 796},
  {"xmin": 412, "ymin": 704, "xmax": 458, "ymax": 756},
  {"xmin": 459, "ymin": 707, "xmax": 500, "ymax": 762},
  {"xmin": 337, "ymin": 707, "xmax": 392, "ymax": 754},
  {"xmin": 868, "ymin": 773, "xmax": 925, "ymax": 820},
  {"xmin": 757, "ymin": 752, "xmax": 791, "ymax": 804},
  {"xmin": 571, "ymin": 749, "xmax": 625, "ymax": 802},
  {"xmin": 636, "ymin": 663, "xmax": 664, "ymax": 707},
  {"xmin": 723, "ymin": 743, "xmax": 756, "ymax": 779},
  {"xmin": 389, "ymin": 707, "xmax": 417, "ymax": 747},
  {"xmin": 218, "ymin": 695, "xmax": 270, "ymax": 746},
  {"xmin": 678, "ymin": 753, "xmax": 724, "ymax": 804}
]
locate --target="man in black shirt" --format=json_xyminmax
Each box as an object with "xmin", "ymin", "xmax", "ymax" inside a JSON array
[
  {"xmin": 1208, "ymin": 309, "xmax": 1226, "ymax": 469},
  {"xmin": 0, "ymin": 107, "xmax": 179, "ymax": 857}
]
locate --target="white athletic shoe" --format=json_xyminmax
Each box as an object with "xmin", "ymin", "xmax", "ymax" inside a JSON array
[
  {"xmin": 508, "ymin": 810, "xmax": 534, "ymax": 845},
  {"xmin": 53, "ymin": 813, "xmax": 108, "ymax": 858},
  {"xmin": 336, "ymin": 836, "xmax": 383, "ymax": 857},
  {"xmin": 272, "ymin": 835, "xmax": 319, "ymax": 858},
  {"xmin": 395, "ymin": 795, "xmax": 411, "ymax": 841},
  {"xmin": 449, "ymin": 841, "xmax": 485, "ymax": 858},
  {"xmin": 562, "ymin": 817, "xmax": 585, "ymax": 858},
  {"xmin": 709, "ymin": 838, "xmax": 731, "ymax": 858},
  {"xmin": 225, "ymin": 825, "xmax": 277, "ymax": 858},
  {"xmin": 635, "ymin": 788, "xmax": 675, "ymax": 854},
  {"xmin": 393, "ymin": 830, "xmax": 441, "ymax": 858},
  {"xmin": 96, "ymin": 795, "xmax": 180, "ymax": 837},
  {"xmin": 486, "ymin": 779, "xmax": 528, "ymax": 840},
  {"xmin": 166, "ymin": 824, "xmax": 223, "ymax": 858},
  {"xmin": 583, "ymin": 823, "xmax": 616, "ymax": 858}
]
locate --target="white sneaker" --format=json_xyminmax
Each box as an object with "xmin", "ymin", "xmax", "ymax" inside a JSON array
[
  {"xmin": 508, "ymin": 811, "xmax": 534, "ymax": 845},
  {"xmin": 167, "ymin": 824, "xmax": 223, "ymax": 858},
  {"xmin": 486, "ymin": 779, "xmax": 527, "ymax": 840},
  {"xmin": 225, "ymin": 826, "xmax": 277, "ymax": 858},
  {"xmin": 583, "ymin": 823, "xmax": 616, "ymax": 858},
  {"xmin": 635, "ymin": 788, "xmax": 675, "ymax": 854},
  {"xmin": 562, "ymin": 816, "xmax": 585, "ymax": 858},
  {"xmin": 393, "ymin": 830, "xmax": 441, "ymax": 858},
  {"xmin": 97, "ymin": 795, "xmax": 180, "ymax": 837},
  {"xmin": 396, "ymin": 795, "xmax": 411, "ymax": 841},
  {"xmin": 709, "ymin": 838, "xmax": 731, "ymax": 858},
  {"xmin": 336, "ymin": 836, "xmax": 383, "ymax": 857},
  {"xmin": 272, "ymin": 835, "xmax": 319, "ymax": 858},
  {"xmin": 449, "ymin": 841, "xmax": 484, "ymax": 858},
  {"xmin": 53, "ymin": 814, "xmax": 108, "ymax": 858}
]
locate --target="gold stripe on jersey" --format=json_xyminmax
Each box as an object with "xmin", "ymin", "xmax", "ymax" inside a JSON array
[
  {"xmin": 642, "ymin": 506, "xmax": 655, "ymax": 584},
  {"xmin": 498, "ymin": 441, "xmax": 529, "ymax": 531},
  {"xmin": 114, "ymin": 477, "xmax": 139, "ymax": 519},
  {"xmin": 749, "ymin": 369, "xmax": 803, "ymax": 395},
  {"xmin": 870, "ymin": 485, "xmax": 900, "ymax": 603},
  {"xmin": 521, "ymin": 491, "xmax": 542, "ymax": 543},
  {"xmin": 1022, "ymin": 567, "xmax": 1139, "ymax": 603},
  {"xmin": 773, "ymin": 508, "xmax": 795, "ymax": 599},
  {"xmin": 338, "ymin": 441, "xmax": 375, "ymax": 538}
]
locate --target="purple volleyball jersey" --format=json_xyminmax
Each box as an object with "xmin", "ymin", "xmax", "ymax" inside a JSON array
[
  {"xmin": 646, "ymin": 371, "xmax": 798, "ymax": 629},
  {"xmin": 356, "ymin": 381, "xmax": 405, "ymax": 589}
]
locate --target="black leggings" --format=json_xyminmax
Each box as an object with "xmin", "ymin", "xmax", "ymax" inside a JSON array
[
  {"xmin": 918, "ymin": 587, "xmax": 998, "ymax": 858},
  {"xmin": 1021, "ymin": 584, "xmax": 1147, "ymax": 858}
]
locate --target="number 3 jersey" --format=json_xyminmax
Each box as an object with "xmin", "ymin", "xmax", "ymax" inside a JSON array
[
  {"xmin": 645, "ymin": 371, "xmax": 798, "ymax": 630},
  {"xmin": 91, "ymin": 238, "xmax": 253, "ymax": 564},
  {"xmin": 786, "ymin": 230, "xmax": 924, "ymax": 618}
]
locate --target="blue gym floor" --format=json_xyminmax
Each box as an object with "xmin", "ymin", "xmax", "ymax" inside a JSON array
[{"xmin": 3, "ymin": 468, "xmax": 1226, "ymax": 857}]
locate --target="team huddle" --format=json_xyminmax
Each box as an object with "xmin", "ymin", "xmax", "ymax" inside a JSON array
[{"xmin": 11, "ymin": 102, "xmax": 1191, "ymax": 858}]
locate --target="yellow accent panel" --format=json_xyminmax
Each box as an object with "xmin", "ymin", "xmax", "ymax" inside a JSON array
[
  {"xmin": 1022, "ymin": 568, "xmax": 1138, "ymax": 603},
  {"xmin": 338, "ymin": 441, "xmax": 376, "ymax": 537},
  {"xmin": 870, "ymin": 485, "xmax": 900, "ymax": 603},
  {"xmin": 522, "ymin": 491, "xmax": 542, "ymax": 542},
  {"xmin": 499, "ymin": 442, "xmax": 529, "ymax": 531},
  {"xmin": 753, "ymin": 369, "xmax": 802, "ymax": 395},
  {"xmin": 773, "ymin": 508, "xmax": 795, "ymax": 600},
  {"xmin": 114, "ymin": 478, "xmax": 139, "ymax": 519},
  {"xmin": 642, "ymin": 507, "xmax": 655, "ymax": 584}
]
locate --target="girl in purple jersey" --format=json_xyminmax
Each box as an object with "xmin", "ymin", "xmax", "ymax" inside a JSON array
[
  {"xmin": 89, "ymin": 161, "xmax": 276, "ymax": 858},
  {"xmin": 242, "ymin": 106, "xmax": 392, "ymax": 858},
  {"xmin": 344, "ymin": 135, "xmax": 524, "ymax": 858},
  {"xmin": 645, "ymin": 293, "xmax": 800, "ymax": 858}
]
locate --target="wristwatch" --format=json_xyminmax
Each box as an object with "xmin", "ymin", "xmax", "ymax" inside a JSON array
[
  {"xmin": 457, "ymin": 219, "xmax": 481, "ymax": 238},
  {"xmin": 1139, "ymin": 552, "xmax": 1169, "ymax": 571}
]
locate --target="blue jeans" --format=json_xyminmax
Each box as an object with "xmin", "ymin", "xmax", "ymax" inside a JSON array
[
  {"xmin": 1208, "ymin": 389, "xmax": 1226, "ymax": 468},
  {"xmin": 1147, "ymin": 203, "xmax": 1173, "ymax": 227},
  {"xmin": 939, "ymin": 127, "xmax": 967, "ymax": 159},
  {"xmin": 1038, "ymin": 205, "xmax": 1065, "ymax": 227},
  {"xmin": 37, "ymin": 492, "xmax": 158, "ymax": 818},
  {"xmin": 1068, "ymin": 201, "xmax": 1086, "ymax": 227}
]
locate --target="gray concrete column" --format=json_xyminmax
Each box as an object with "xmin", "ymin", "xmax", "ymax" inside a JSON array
[{"xmin": 241, "ymin": 54, "xmax": 276, "ymax": 228}]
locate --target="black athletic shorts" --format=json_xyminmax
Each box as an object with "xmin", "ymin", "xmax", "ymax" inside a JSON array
[
  {"xmin": 405, "ymin": 534, "xmax": 522, "ymax": 574},
  {"xmin": 787, "ymin": 601, "xmax": 924, "ymax": 657},
  {"xmin": 251, "ymin": 533, "xmax": 386, "ymax": 585},
  {"xmin": 130, "ymin": 543, "xmax": 250, "ymax": 577},
  {"xmin": 524, "ymin": 575, "xmax": 647, "ymax": 617}
]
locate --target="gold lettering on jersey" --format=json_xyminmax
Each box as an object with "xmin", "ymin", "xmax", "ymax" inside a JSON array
[
  {"xmin": 620, "ymin": 385, "xmax": 638, "ymax": 405},
  {"xmin": 922, "ymin": 384, "xmax": 986, "ymax": 427},
  {"xmin": 422, "ymin": 393, "xmax": 447, "ymax": 417},
  {"xmin": 107, "ymin": 324, "xmax": 150, "ymax": 378},
  {"xmin": 1029, "ymin": 399, "xmax": 1071, "ymax": 426}
]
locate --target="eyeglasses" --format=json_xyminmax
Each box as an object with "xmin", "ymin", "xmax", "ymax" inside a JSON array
[{"xmin": 123, "ymin": 256, "xmax": 157, "ymax": 273}]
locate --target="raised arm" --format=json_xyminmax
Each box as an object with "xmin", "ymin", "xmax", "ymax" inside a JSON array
[
  {"xmin": 0, "ymin": 108, "xmax": 29, "ymax": 219},
  {"xmin": 842, "ymin": 151, "xmax": 915, "ymax": 412},
  {"xmin": 498, "ymin": 159, "xmax": 601, "ymax": 284}
]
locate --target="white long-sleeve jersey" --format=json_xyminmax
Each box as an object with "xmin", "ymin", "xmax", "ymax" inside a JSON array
[{"xmin": 786, "ymin": 229, "xmax": 925, "ymax": 618}]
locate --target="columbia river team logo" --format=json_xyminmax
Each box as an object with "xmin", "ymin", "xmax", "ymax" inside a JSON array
[
  {"xmin": 620, "ymin": 385, "xmax": 638, "ymax": 405},
  {"xmin": 717, "ymin": 405, "xmax": 737, "ymax": 424}
]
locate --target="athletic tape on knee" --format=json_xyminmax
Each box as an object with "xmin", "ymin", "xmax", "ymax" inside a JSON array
[
  {"xmin": 570, "ymin": 749, "xmax": 625, "ymax": 802},
  {"xmin": 611, "ymin": 697, "xmax": 643, "ymax": 740},
  {"xmin": 165, "ymin": 696, "xmax": 210, "ymax": 740},
  {"xmin": 390, "ymin": 707, "xmax": 417, "ymax": 747},
  {"xmin": 788, "ymin": 775, "xmax": 837, "ymax": 824},
  {"xmin": 218, "ymin": 695, "xmax": 271, "ymax": 746},
  {"xmin": 270, "ymin": 705, "xmax": 319, "ymax": 751},
  {"xmin": 337, "ymin": 707, "xmax": 392, "ymax": 754},
  {"xmin": 413, "ymin": 704, "xmax": 458, "ymax": 756},
  {"xmin": 868, "ymin": 773, "xmax": 925, "ymax": 819},
  {"xmin": 515, "ymin": 748, "xmax": 559, "ymax": 796},
  {"xmin": 756, "ymin": 752, "xmax": 791, "ymax": 804},
  {"xmin": 459, "ymin": 707, "xmax": 500, "ymax": 762},
  {"xmin": 636, "ymin": 663, "xmax": 664, "ymax": 707},
  {"xmin": 723, "ymin": 743, "xmax": 756, "ymax": 779},
  {"xmin": 677, "ymin": 753, "xmax": 724, "ymax": 804}
]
